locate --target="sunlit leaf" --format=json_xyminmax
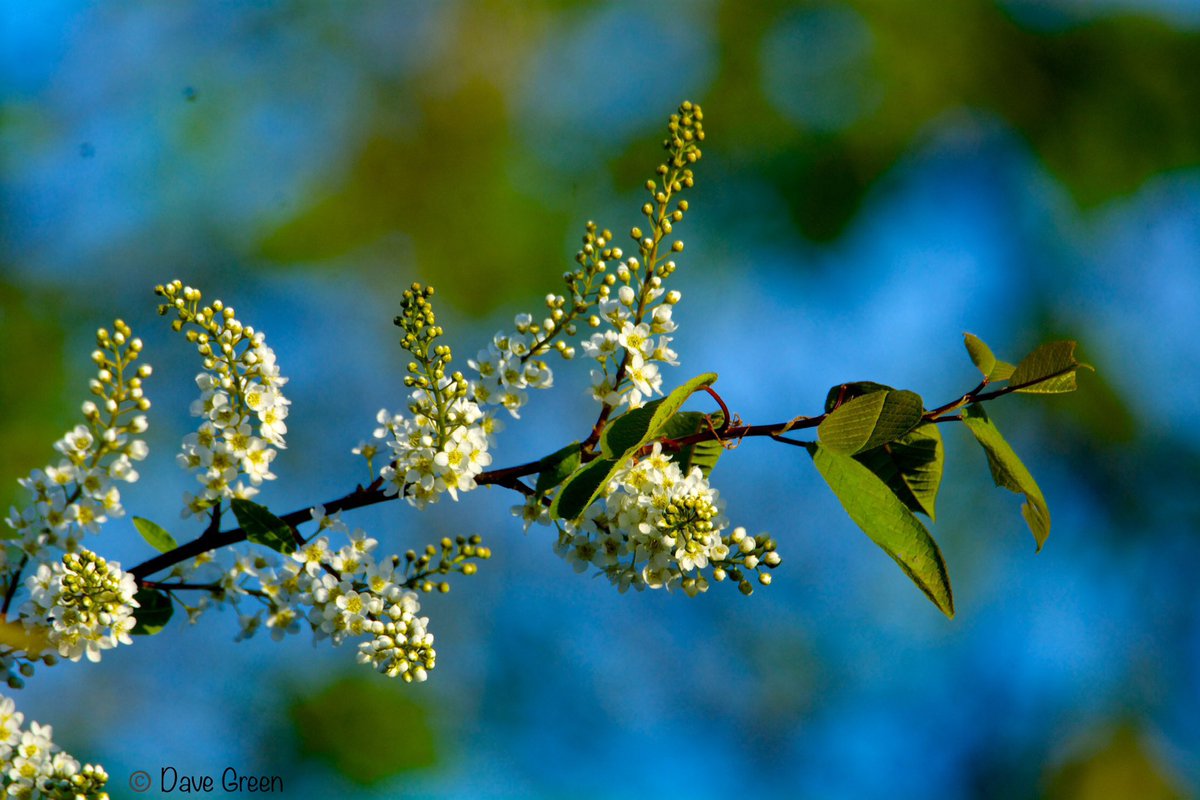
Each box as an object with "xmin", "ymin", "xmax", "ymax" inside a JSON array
[
  {"xmin": 961, "ymin": 404, "xmax": 1051, "ymax": 550},
  {"xmin": 811, "ymin": 445, "xmax": 954, "ymax": 617},
  {"xmin": 818, "ymin": 388, "xmax": 925, "ymax": 455},
  {"xmin": 133, "ymin": 517, "xmax": 178, "ymax": 554},
  {"xmin": 600, "ymin": 373, "xmax": 717, "ymax": 460},
  {"xmin": 1009, "ymin": 340, "xmax": 1089, "ymax": 394}
]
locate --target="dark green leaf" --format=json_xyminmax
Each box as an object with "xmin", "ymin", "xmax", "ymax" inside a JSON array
[
  {"xmin": 855, "ymin": 422, "xmax": 944, "ymax": 520},
  {"xmin": 549, "ymin": 457, "xmax": 622, "ymax": 521},
  {"xmin": 535, "ymin": 442, "xmax": 582, "ymax": 494},
  {"xmin": 131, "ymin": 589, "xmax": 173, "ymax": 636},
  {"xmin": 657, "ymin": 411, "xmax": 726, "ymax": 478},
  {"xmin": 133, "ymin": 516, "xmax": 178, "ymax": 553},
  {"xmin": 812, "ymin": 446, "xmax": 954, "ymax": 618},
  {"xmin": 1009, "ymin": 340, "xmax": 1088, "ymax": 394},
  {"xmin": 961, "ymin": 404, "xmax": 1051, "ymax": 550},
  {"xmin": 818, "ymin": 389, "xmax": 925, "ymax": 455},
  {"xmin": 231, "ymin": 498, "xmax": 297, "ymax": 555},
  {"xmin": 600, "ymin": 401, "xmax": 662, "ymax": 460},
  {"xmin": 823, "ymin": 381, "xmax": 893, "ymax": 413},
  {"xmin": 599, "ymin": 372, "xmax": 717, "ymax": 460}
]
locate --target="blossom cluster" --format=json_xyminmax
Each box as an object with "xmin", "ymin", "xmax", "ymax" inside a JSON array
[
  {"xmin": 362, "ymin": 284, "xmax": 498, "ymax": 509},
  {"xmin": 212, "ymin": 508, "xmax": 488, "ymax": 682},
  {"xmin": 1, "ymin": 695, "xmax": 110, "ymax": 799},
  {"xmin": 552, "ymin": 444, "xmax": 780, "ymax": 596},
  {"xmin": 2, "ymin": 322, "xmax": 149, "ymax": 684},
  {"xmin": 155, "ymin": 280, "xmax": 290, "ymax": 518},
  {"xmin": 4, "ymin": 322, "xmax": 150, "ymax": 559},
  {"xmin": 20, "ymin": 550, "xmax": 139, "ymax": 665}
]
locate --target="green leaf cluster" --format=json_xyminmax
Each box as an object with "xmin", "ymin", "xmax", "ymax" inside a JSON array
[{"xmin": 806, "ymin": 336, "xmax": 1087, "ymax": 616}]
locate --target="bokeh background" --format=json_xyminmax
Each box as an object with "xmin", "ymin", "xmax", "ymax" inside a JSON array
[{"xmin": 3, "ymin": 1, "xmax": 1199, "ymax": 798}]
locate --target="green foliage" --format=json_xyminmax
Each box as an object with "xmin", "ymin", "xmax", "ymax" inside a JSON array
[
  {"xmin": 656, "ymin": 411, "xmax": 726, "ymax": 478},
  {"xmin": 963, "ymin": 333, "xmax": 1015, "ymax": 381},
  {"xmin": 549, "ymin": 457, "xmax": 623, "ymax": 522},
  {"xmin": 130, "ymin": 589, "xmax": 173, "ymax": 636},
  {"xmin": 288, "ymin": 673, "xmax": 437, "ymax": 784},
  {"xmin": 961, "ymin": 404, "xmax": 1051, "ymax": 550},
  {"xmin": 600, "ymin": 373, "xmax": 718, "ymax": 460},
  {"xmin": 534, "ymin": 442, "xmax": 582, "ymax": 494},
  {"xmin": 1009, "ymin": 340, "xmax": 1089, "ymax": 394},
  {"xmin": 231, "ymin": 499, "xmax": 297, "ymax": 555},
  {"xmin": 811, "ymin": 445, "xmax": 954, "ymax": 617},
  {"xmin": 132, "ymin": 517, "xmax": 178, "ymax": 554},
  {"xmin": 817, "ymin": 388, "xmax": 924, "ymax": 455},
  {"xmin": 854, "ymin": 422, "xmax": 944, "ymax": 520}
]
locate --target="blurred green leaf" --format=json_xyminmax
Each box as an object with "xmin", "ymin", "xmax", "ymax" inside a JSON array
[
  {"xmin": 535, "ymin": 442, "xmax": 582, "ymax": 494},
  {"xmin": 812, "ymin": 445, "xmax": 954, "ymax": 617},
  {"xmin": 232, "ymin": 499, "xmax": 297, "ymax": 555},
  {"xmin": 131, "ymin": 589, "xmax": 173, "ymax": 636},
  {"xmin": 855, "ymin": 422, "xmax": 944, "ymax": 520},
  {"xmin": 962, "ymin": 404, "xmax": 1051, "ymax": 550},
  {"xmin": 818, "ymin": 388, "xmax": 924, "ymax": 455},
  {"xmin": 289, "ymin": 674, "xmax": 437, "ymax": 785},
  {"xmin": 1045, "ymin": 724, "xmax": 1188, "ymax": 800},
  {"xmin": 0, "ymin": 281, "xmax": 67, "ymax": 511},
  {"xmin": 133, "ymin": 517, "xmax": 179, "ymax": 554}
]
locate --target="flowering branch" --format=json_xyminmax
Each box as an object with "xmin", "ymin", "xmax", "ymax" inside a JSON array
[{"xmin": 0, "ymin": 101, "xmax": 1088, "ymax": 796}]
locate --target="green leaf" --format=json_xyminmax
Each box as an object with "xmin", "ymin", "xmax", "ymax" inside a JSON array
[
  {"xmin": 657, "ymin": 411, "xmax": 726, "ymax": 478},
  {"xmin": 818, "ymin": 389, "xmax": 925, "ymax": 455},
  {"xmin": 961, "ymin": 404, "xmax": 1051, "ymax": 550},
  {"xmin": 1009, "ymin": 340, "xmax": 1088, "ymax": 393},
  {"xmin": 600, "ymin": 401, "xmax": 662, "ymax": 460},
  {"xmin": 600, "ymin": 372, "xmax": 717, "ymax": 460},
  {"xmin": 549, "ymin": 457, "xmax": 622, "ymax": 521},
  {"xmin": 133, "ymin": 517, "xmax": 178, "ymax": 553},
  {"xmin": 823, "ymin": 381, "xmax": 893, "ymax": 413},
  {"xmin": 231, "ymin": 498, "xmax": 298, "ymax": 555},
  {"xmin": 535, "ymin": 442, "xmax": 582, "ymax": 494},
  {"xmin": 964, "ymin": 332, "xmax": 997, "ymax": 377},
  {"xmin": 855, "ymin": 422, "xmax": 944, "ymax": 520},
  {"xmin": 812, "ymin": 446, "xmax": 955, "ymax": 618},
  {"xmin": 131, "ymin": 589, "xmax": 173, "ymax": 636}
]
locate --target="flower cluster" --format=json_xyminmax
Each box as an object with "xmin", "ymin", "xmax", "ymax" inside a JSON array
[
  {"xmin": 155, "ymin": 280, "xmax": 290, "ymax": 518},
  {"xmin": 20, "ymin": 550, "xmax": 139, "ymax": 664},
  {"xmin": 583, "ymin": 102, "xmax": 702, "ymax": 411},
  {"xmin": 365, "ymin": 284, "xmax": 498, "ymax": 509},
  {"xmin": 2, "ymin": 322, "xmax": 149, "ymax": 685},
  {"xmin": 553, "ymin": 445, "xmax": 780, "ymax": 596},
  {"xmin": 219, "ymin": 508, "xmax": 489, "ymax": 683},
  {"xmin": 3, "ymin": 322, "xmax": 150, "ymax": 559},
  {"xmin": 1, "ymin": 694, "xmax": 110, "ymax": 799}
]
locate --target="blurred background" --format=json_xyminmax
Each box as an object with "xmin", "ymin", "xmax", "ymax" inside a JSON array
[{"xmin": 2, "ymin": 1, "xmax": 1199, "ymax": 798}]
